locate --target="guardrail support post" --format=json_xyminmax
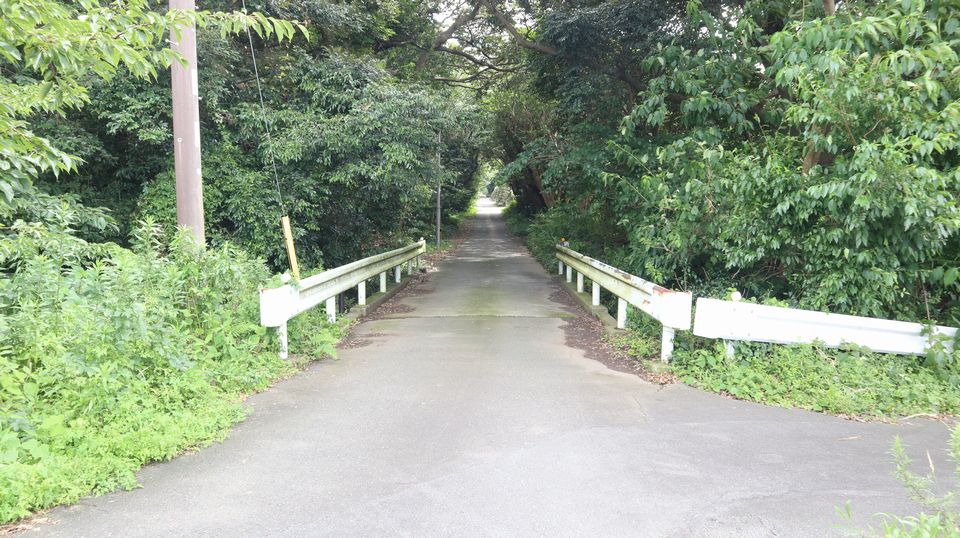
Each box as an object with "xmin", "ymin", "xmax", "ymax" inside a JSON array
[
  {"xmin": 278, "ymin": 323, "xmax": 288, "ymax": 360},
  {"xmin": 617, "ymin": 298, "xmax": 627, "ymax": 329},
  {"xmin": 407, "ymin": 260, "xmax": 413, "ymax": 275},
  {"xmin": 660, "ymin": 327, "xmax": 675, "ymax": 362},
  {"xmin": 358, "ymin": 281, "xmax": 366, "ymax": 306},
  {"xmin": 380, "ymin": 271, "xmax": 387, "ymax": 293},
  {"xmin": 565, "ymin": 265, "xmax": 572, "ymax": 283},
  {"xmin": 558, "ymin": 261, "xmax": 563, "ymax": 275},
  {"xmin": 394, "ymin": 265, "xmax": 401, "ymax": 283},
  {"xmin": 576, "ymin": 272, "xmax": 584, "ymax": 293},
  {"xmin": 326, "ymin": 297, "xmax": 336, "ymax": 323},
  {"xmin": 592, "ymin": 281, "xmax": 600, "ymax": 306}
]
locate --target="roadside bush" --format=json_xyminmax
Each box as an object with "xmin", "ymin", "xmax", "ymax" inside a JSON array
[
  {"xmin": 670, "ymin": 341, "xmax": 960, "ymax": 418},
  {"xmin": 521, "ymin": 205, "xmax": 627, "ymax": 270},
  {"xmin": 604, "ymin": 0, "xmax": 960, "ymax": 322},
  {"xmin": 502, "ymin": 202, "xmax": 531, "ymax": 237},
  {"xmin": 879, "ymin": 427, "xmax": 960, "ymax": 536},
  {"xmin": 0, "ymin": 222, "xmax": 337, "ymax": 524}
]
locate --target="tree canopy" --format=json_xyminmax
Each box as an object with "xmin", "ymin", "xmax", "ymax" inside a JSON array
[
  {"xmin": 466, "ymin": 0, "xmax": 960, "ymax": 323},
  {"xmin": 3, "ymin": 0, "xmax": 957, "ymax": 319}
]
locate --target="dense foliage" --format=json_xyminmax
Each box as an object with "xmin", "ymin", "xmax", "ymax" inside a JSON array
[
  {"xmin": 0, "ymin": 0, "xmax": 300, "ymax": 259},
  {"xmin": 0, "ymin": 224, "xmax": 339, "ymax": 522},
  {"xmin": 27, "ymin": 0, "xmax": 484, "ymax": 271},
  {"xmin": 671, "ymin": 340, "xmax": 960, "ymax": 417},
  {"xmin": 486, "ymin": 0, "xmax": 960, "ymax": 324}
]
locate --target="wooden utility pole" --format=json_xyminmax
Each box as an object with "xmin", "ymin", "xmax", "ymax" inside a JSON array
[{"xmin": 170, "ymin": 0, "xmax": 205, "ymax": 244}]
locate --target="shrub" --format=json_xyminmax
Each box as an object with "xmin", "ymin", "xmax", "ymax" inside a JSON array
[
  {"xmin": 518, "ymin": 204, "xmax": 627, "ymax": 270},
  {"xmin": 502, "ymin": 202, "xmax": 531, "ymax": 237},
  {"xmin": 604, "ymin": 0, "xmax": 960, "ymax": 322},
  {"xmin": 0, "ymin": 222, "xmax": 337, "ymax": 523},
  {"xmin": 670, "ymin": 341, "xmax": 960, "ymax": 418}
]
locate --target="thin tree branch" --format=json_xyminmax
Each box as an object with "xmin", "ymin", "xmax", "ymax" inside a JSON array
[
  {"xmin": 441, "ymin": 81, "xmax": 481, "ymax": 90},
  {"xmin": 435, "ymin": 45, "xmax": 518, "ymax": 72},
  {"xmin": 477, "ymin": 0, "xmax": 557, "ymax": 55},
  {"xmin": 415, "ymin": 4, "xmax": 481, "ymax": 71},
  {"xmin": 433, "ymin": 67, "xmax": 494, "ymax": 83}
]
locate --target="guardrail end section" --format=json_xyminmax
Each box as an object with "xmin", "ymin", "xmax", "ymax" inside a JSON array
[{"xmin": 260, "ymin": 284, "xmax": 296, "ymax": 327}]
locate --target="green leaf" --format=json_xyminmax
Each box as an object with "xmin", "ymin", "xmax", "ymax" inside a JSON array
[{"xmin": 945, "ymin": 268, "xmax": 958, "ymax": 286}]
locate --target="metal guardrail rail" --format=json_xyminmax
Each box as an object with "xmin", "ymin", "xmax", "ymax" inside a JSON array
[
  {"xmin": 555, "ymin": 245, "xmax": 957, "ymax": 361},
  {"xmin": 556, "ymin": 245, "xmax": 692, "ymax": 361},
  {"xmin": 260, "ymin": 239, "xmax": 426, "ymax": 358},
  {"xmin": 694, "ymin": 297, "xmax": 958, "ymax": 356}
]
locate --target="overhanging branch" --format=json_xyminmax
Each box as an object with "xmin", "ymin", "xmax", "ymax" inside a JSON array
[
  {"xmin": 415, "ymin": 4, "xmax": 481, "ymax": 71},
  {"xmin": 435, "ymin": 46, "xmax": 518, "ymax": 72},
  {"xmin": 477, "ymin": 0, "xmax": 557, "ymax": 55}
]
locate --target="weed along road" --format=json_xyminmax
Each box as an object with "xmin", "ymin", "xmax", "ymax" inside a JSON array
[{"xmin": 30, "ymin": 200, "xmax": 952, "ymax": 537}]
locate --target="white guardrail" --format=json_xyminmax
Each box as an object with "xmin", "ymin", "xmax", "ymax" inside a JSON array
[
  {"xmin": 260, "ymin": 239, "xmax": 426, "ymax": 358},
  {"xmin": 693, "ymin": 298, "xmax": 957, "ymax": 356},
  {"xmin": 556, "ymin": 245, "xmax": 692, "ymax": 361}
]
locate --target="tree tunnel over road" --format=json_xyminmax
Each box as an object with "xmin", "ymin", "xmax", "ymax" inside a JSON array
[{"xmin": 30, "ymin": 199, "xmax": 951, "ymax": 537}]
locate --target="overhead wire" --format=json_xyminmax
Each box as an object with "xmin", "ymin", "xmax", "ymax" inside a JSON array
[
  {"xmin": 240, "ymin": 0, "xmax": 286, "ymax": 215},
  {"xmin": 239, "ymin": 0, "xmax": 301, "ymax": 281}
]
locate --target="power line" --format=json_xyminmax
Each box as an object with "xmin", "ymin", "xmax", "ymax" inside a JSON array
[{"xmin": 240, "ymin": 0, "xmax": 286, "ymax": 215}]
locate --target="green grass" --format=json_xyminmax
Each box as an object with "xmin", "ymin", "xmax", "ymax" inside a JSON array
[
  {"xmin": 841, "ymin": 426, "xmax": 960, "ymax": 536},
  {"xmin": 607, "ymin": 309, "xmax": 960, "ymax": 418},
  {"xmin": 425, "ymin": 238, "xmax": 458, "ymax": 254},
  {"xmin": 669, "ymin": 340, "xmax": 960, "ymax": 418}
]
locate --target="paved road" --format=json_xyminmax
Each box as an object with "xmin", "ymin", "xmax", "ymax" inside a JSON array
[{"xmin": 31, "ymin": 199, "xmax": 952, "ymax": 537}]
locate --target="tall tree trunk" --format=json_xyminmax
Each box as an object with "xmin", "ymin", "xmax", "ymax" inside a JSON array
[
  {"xmin": 530, "ymin": 168, "xmax": 554, "ymax": 208},
  {"xmin": 802, "ymin": 0, "xmax": 837, "ymax": 174}
]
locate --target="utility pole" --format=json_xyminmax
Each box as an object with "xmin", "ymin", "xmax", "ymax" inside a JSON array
[
  {"xmin": 170, "ymin": 0, "xmax": 205, "ymax": 244},
  {"xmin": 435, "ymin": 131, "xmax": 442, "ymax": 249}
]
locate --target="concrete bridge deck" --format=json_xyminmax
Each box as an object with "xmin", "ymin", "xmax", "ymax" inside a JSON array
[{"xmin": 31, "ymin": 199, "xmax": 951, "ymax": 537}]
